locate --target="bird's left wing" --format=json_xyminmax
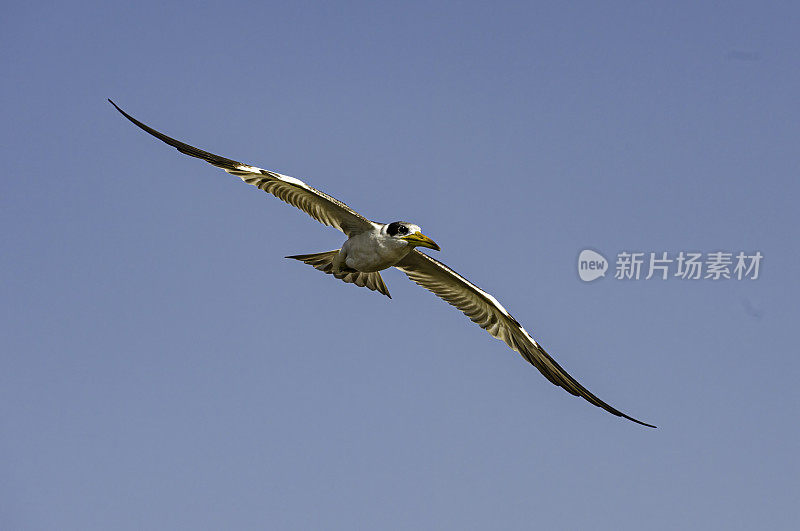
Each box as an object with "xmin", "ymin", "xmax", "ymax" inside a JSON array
[
  {"xmin": 395, "ymin": 250, "xmax": 655, "ymax": 427},
  {"xmin": 109, "ymin": 100, "xmax": 376, "ymax": 237}
]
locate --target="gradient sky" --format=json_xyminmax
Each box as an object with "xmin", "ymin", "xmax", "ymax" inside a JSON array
[{"xmin": 2, "ymin": 1, "xmax": 799, "ymax": 529}]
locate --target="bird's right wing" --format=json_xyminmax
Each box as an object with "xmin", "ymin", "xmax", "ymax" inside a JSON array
[
  {"xmin": 109, "ymin": 100, "xmax": 376, "ymax": 237},
  {"xmin": 395, "ymin": 250, "xmax": 655, "ymax": 427}
]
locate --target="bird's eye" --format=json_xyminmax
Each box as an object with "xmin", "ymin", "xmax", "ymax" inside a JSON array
[{"xmin": 398, "ymin": 226, "xmax": 408, "ymax": 235}]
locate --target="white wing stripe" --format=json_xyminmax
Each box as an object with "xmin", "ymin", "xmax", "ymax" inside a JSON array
[
  {"xmin": 109, "ymin": 100, "xmax": 374, "ymax": 237},
  {"xmin": 396, "ymin": 249, "xmax": 655, "ymax": 428}
]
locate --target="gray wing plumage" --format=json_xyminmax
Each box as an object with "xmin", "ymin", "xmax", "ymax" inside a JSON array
[
  {"xmin": 109, "ymin": 100, "xmax": 375, "ymax": 237},
  {"xmin": 396, "ymin": 250, "xmax": 655, "ymax": 428}
]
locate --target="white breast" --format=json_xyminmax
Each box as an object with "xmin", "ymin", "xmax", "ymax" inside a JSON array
[{"xmin": 342, "ymin": 230, "xmax": 411, "ymax": 272}]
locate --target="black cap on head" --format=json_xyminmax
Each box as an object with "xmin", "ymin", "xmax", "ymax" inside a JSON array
[{"xmin": 387, "ymin": 221, "xmax": 410, "ymax": 236}]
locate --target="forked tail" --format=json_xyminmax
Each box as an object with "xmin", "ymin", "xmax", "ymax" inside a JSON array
[{"xmin": 286, "ymin": 250, "xmax": 391, "ymax": 298}]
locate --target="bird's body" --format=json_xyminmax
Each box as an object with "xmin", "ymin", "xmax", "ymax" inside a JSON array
[
  {"xmin": 109, "ymin": 99, "xmax": 655, "ymax": 428},
  {"xmin": 337, "ymin": 222, "xmax": 435, "ymax": 272},
  {"xmin": 339, "ymin": 226, "xmax": 409, "ymax": 272}
]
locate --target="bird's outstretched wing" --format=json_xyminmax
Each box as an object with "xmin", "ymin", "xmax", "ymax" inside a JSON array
[
  {"xmin": 395, "ymin": 250, "xmax": 655, "ymax": 427},
  {"xmin": 109, "ymin": 100, "xmax": 376, "ymax": 237}
]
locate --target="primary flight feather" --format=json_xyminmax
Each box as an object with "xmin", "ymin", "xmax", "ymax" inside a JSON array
[{"xmin": 109, "ymin": 99, "xmax": 655, "ymax": 428}]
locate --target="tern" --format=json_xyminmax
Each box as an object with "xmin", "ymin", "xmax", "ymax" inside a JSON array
[{"xmin": 109, "ymin": 100, "xmax": 655, "ymax": 428}]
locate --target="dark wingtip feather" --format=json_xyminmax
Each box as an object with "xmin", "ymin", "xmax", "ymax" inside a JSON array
[
  {"xmin": 108, "ymin": 99, "xmax": 244, "ymax": 171},
  {"xmin": 613, "ymin": 408, "xmax": 657, "ymax": 428},
  {"xmin": 108, "ymin": 99, "xmax": 125, "ymax": 114},
  {"xmin": 630, "ymin": 417, "xmax": 657, "ymax": 429}
]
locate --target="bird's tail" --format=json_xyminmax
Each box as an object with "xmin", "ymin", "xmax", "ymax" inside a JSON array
[{"xmin": 286, "ymin": 250, "xmax": 391, "ymax": 298}]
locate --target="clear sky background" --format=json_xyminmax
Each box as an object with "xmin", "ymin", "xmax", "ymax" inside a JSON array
[{"xmin": 2, "ymin": 1, "xmax": 798, "ymax": 529}]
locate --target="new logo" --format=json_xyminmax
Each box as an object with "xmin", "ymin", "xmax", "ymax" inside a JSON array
[{"xmin": 578, "ymin": 249, "xmax": 608, "ymax": 282}]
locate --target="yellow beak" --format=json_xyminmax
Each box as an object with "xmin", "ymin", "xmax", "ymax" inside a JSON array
[{"xmin": 401, "ymin": 231, "xmax": 441, "ymax": 251}]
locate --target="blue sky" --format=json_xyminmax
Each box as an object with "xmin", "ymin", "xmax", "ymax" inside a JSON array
[{"xmin": 2, "ymin": 1, "xmax": 798, "ymax": 529}]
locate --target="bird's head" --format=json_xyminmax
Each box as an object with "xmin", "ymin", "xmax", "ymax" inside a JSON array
[{"xmin": 385, "ymin": 221, "xmax": 440, "ymax": 251}]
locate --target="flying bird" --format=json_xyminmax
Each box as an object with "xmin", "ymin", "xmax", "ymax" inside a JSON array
[{"xmin": 109, "ymin": 99, "xmax": 655, "ymax": 428}]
